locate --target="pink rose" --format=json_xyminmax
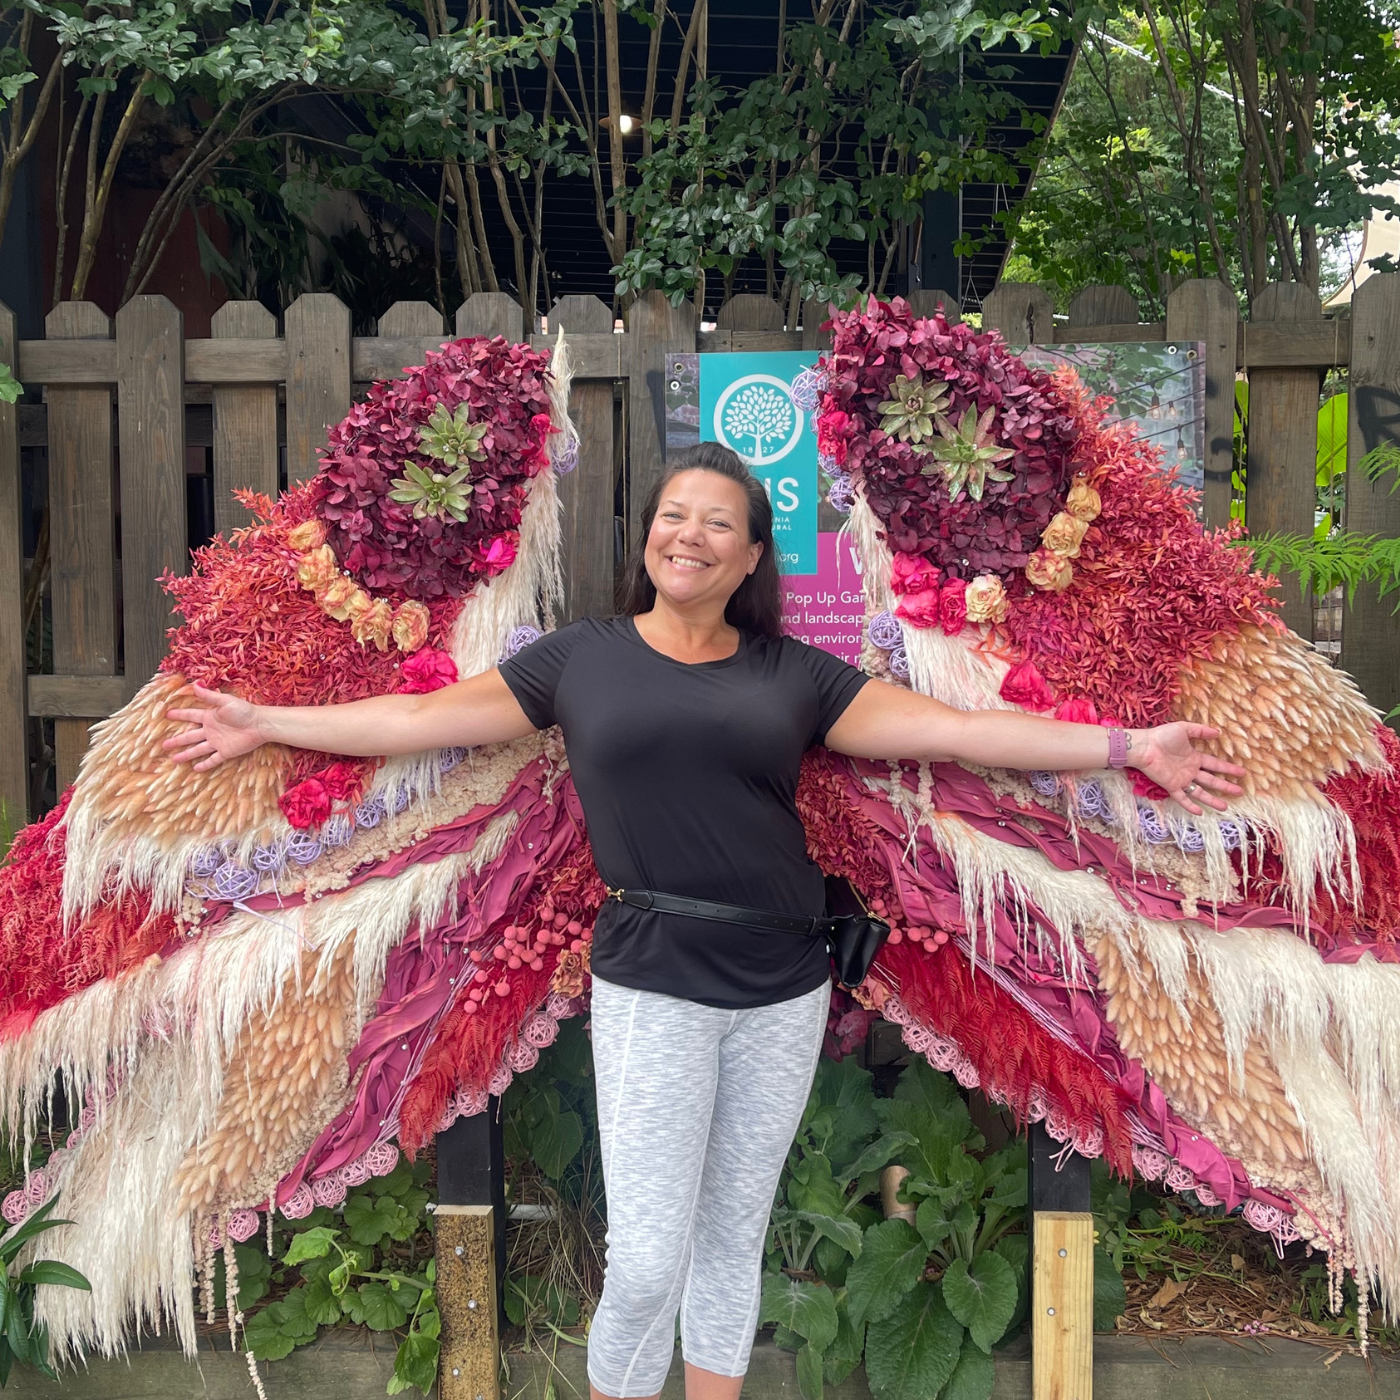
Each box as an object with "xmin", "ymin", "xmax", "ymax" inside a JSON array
[
  {"xmin": 1000, "ymin": 658, "xmax": 1054, "ymax": 711},
  {"xmin": 397, "ymin": 647, "xmax": 459, "ymax": 695},
  {"xmin": 963, "ymin": 574, "xmax": 1009, "ymax": 625},
  {"xmin": 1131, "ymin": 771, "xmax": 1170, "ymax": 801},
  {"xmin": 817, "ymin": 409, "xmax": 853, "ymax": 465},
  {"xmin": 1025, "ymin": 547, "xmax": 1073, "ymax": 592},
  {"xmin": 890, "ymin": 553, "xmax": 941, "ymax": 597},
  {"xmin": 1054, "ymin": 697, "xmax": 1099, "ymax": 725},
  {"xmin": 279, "ymin": 778, "xmax": 331, "ymax": 830},
  {"xmin": 895, "ymin": 588, "xmax": 943, "ymax": 627},
  {"xmin": 483, "ymin": 534, "xmax": 518, "ymax": 572},
  {"xmin": 937, "ymin": 578, "xmax": 967, "ymax": 636}
]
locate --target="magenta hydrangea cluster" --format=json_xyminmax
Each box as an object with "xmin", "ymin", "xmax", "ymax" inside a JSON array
[
  {"xmin": 309, "ymin": 337, "xmax": 555, "ymax": 600},
  {"xmin": 816, "ymin": 298, "xmax": 1081, "ymax": 585}
]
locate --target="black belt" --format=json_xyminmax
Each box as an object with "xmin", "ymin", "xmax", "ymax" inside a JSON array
[{"xmin": 607, "ymin": 886, "xmax": 835, "ymax": 938}]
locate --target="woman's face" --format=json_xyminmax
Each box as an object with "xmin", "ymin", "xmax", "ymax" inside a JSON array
[{"xmin": 644, "ymin": 469, "xmax": 763, "ymax": 614}]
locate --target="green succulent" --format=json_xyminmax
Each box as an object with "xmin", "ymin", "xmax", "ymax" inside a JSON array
[
  {"xmin": 920, "ymin": 404, "xmax": 1017, "ymax": 502},
  {"xmin": 417, "ymin": 402, "xmax": 489, "ymax": 468},
  {"xmin": 388, "ymin": 461, "xmax": 475, "ymax": 521},
  {"xmin": 876, "ymin": 374, "xmax": 952, "ymax": 447}
]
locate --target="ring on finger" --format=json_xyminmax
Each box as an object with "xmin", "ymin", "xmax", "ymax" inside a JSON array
[{"xmin": 1184, "ymin": 781, "xmax": 1199, "ymax": 795}]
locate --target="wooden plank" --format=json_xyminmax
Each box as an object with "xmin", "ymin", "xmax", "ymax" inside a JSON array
[
  {"xmin": 1167, "ymin": 279, "xmax": 1239, "ymax": 528},
  {"xmin": 0, "ymin": 302, "xmax": 25, "ymax": 820},
  {"xmin": 802, "ymin": 298, "xmax": 834, "ymax": 351},
  {"xmin": 625, "ymin": 291, "xmax": 696, "ymax": 548},
  {"xmin": 116, "ymin": 296, "xmax": 186, "ymax": 686},
  {"xmin": 1054, "ymin": 322, "xmax": 1165, "ymax": 344},
  {"xmin": 353, "ymin": 336, "xmax": 457, "ymax": 383},
  {"xmin": 456, "ymin": 292, "xmax": 525, "ymax": 341},
  {"xmin": 551, "ymin": 296, "xmax": 616, "ymax": 622},
  {"xmin": 378, "ymin": 301, "xmax": 445, "ymax": 338},
  {"xmin": 1245, "ymin": 284, "xmax": 1323, "ymax": 638},
  {"xmin": 47, "ymin": 302, "xmax": 118, "ymax": 788},
  {"xmin": 16, "ymin": 337, "xmax": 117, "ymax": 384},
  {"xmin": 696, "ymin": 329, "xmax": 803, "ymax": 353},
  {"xmin": 907, "ymin": 288, "xmax": 961, "ymax": 325},
  {"xmin": 982, "ymin": 282, "xmax": 1055, "ymax": 344},
  {"xmin": 28, "ymin": 674, "xmax": 134, "ymax": 717},
  {"xmin": 529, "ymin": 332, "xmax": 626, "ymax": 380},
  {"xmin": 715, "ymin": 293, "xmax": 784, "ymax": 331},
  {"xmin": 1032, "ymin": 1211, "xmax": 1094, "ymax": 1400},
  {"xmin": 436, "ymin": 1205, "xmax": 500, "ymax": 1400},
  {"xmin": 1238, "ymin": 317, "xmax": 1349, "ymax": 370},
  {"xmin": 211, "ymin": 301, "xmax": 279, "ymax": 540},
  {"xmin": 1068, "ymin": 284, "xmax": 1137, "ymax": 327},
  {"xmin": 285, "ymin": 294, "xmax": 351, "ymax": 485},
  {"xmin": 184, "ymin": 337, "xmax": 286, "ymax": 384},
  {"xmin": 1341, "ymin": 273, "xmax": 1400, "ymax": 718}
]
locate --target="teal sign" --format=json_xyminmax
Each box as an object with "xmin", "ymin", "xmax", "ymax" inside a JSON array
[{"xmin": 697, "ymin": 351, "xmax": 818, "ymax": 574}]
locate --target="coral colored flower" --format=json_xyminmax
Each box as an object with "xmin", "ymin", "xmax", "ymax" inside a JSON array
[
  {"xmin": 1026, "ymin": 547, "xmax": 1073, "ymax": 592},
  {"xmin": 1054, "ymin": 696, "xmax": 1099, "ymax": 725},
  {"xmin": 964, "ymin": 574, "xmax": 1009, "ymax": 624},
  {"xmin": 483, "ymin": 534, "xmax": 518, "ymax": 572},
  {"xmin": 1131, "ymin": 771, "xmax": 1170, "ymax": 801},
  {"xmin": 938, "ymin": 578, "xmax": 968, "ymax": 635},
  {"xmin": 350, "ymin": 597, "xmax": 394, "ymax": 651},
  {"xmin": 890, "ymin": 552, "xmax": 941, "ymax": 596},
  {"xmin": 1000, "ymin": 657, "xmax": 1054, "ymax": 710},
  {"xmin": 280, "ymin": 777, "xmax": 331, "ymax": 830},
  {"xmin": 817, "ymin": 409, "xmax": 854, "ymax": 465},
  {"xmin": 398, "ymin": 647, "xmax": 459, "ymax": 694},
  {"xmin": 319, "ymin": 577, "xmax": 364, "ymax": 622},
  {"xmin": 296, "ymin": 544, "xmax": 339, "ymax": 591},
  {"xmin": 287, "ymin": 519, "xmax": 327, "ymax": 551},
  {"xmin": 319, "ymin": 761, "xmax": 365, "ymax": 803},
  {"xmin": 1066, "ymin": 477, "xmax": 1102, "ymax": 522},
  {"xmin": 1042, "ymin": 511, "xmax": 1090, "ymax": 559},
  {"xmin": 895, "ymin": 588, "xmax": 943, "ymax": 628},
  {"xmin": 392, "ymin": 600, "xmax": 431, "ymax": 653}
]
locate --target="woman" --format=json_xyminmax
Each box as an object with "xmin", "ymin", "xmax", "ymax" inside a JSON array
[{"xmin": 165, "ymin": 443, "xmax": 1241, "ymax": 1400}]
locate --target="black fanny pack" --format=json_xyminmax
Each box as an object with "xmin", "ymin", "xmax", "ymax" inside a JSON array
[{"xmin": 606, "ymin": 876, "xmax": 890, "ymax": 990}]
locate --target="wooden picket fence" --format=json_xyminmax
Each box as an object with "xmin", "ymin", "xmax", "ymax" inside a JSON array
[{"xmin": 2, "ymin": 276, "xmax": 1399, "ymax": 826}]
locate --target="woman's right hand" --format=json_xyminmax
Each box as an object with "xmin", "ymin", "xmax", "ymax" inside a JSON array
[{"xmin": 163, "ymin": 685, "xmax": 267, "ymax": 771}]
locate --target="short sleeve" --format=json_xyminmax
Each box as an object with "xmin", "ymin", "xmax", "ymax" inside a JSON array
[
  {"xmin": 791, "ymin": 639, "xmax": 870, "ymax": 746},
  {"xmin": 498, "ymin": 622, "xmax": 585, "ymax": 730}
]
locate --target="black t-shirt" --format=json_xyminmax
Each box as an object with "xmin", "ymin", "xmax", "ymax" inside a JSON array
[{"xmin": 499, "ymin": 615, "xmax": 869, "ymax": 1008}]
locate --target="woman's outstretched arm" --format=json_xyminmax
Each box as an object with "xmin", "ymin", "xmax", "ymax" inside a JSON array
[
  {"xmin": 162, "ymin": 669, "xmax": 537, "ymax": 771},
  {"xmin": 823, "ymin": 680, "xmax": 1244, "ymax": 817}
]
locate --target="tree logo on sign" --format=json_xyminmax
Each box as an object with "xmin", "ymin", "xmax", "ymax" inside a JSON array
[{"xmin": 713, "ymin": 375, "xmax": 804, "ymax": 465}]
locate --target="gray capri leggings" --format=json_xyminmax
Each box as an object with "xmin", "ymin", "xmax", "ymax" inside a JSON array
[{"xmin": 586, "ymin": 974, "xmax": 830, "ymax": 1398}]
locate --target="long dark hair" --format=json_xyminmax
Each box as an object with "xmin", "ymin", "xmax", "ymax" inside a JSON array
[{"xmin": 617, "ymin": 443, "xmax": 785, "ymax": 638}]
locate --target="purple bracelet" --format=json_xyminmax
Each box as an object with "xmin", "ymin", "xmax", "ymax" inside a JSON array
[{"xmin": 1107, "ymin": 727, "xmax": 1129, "ymax": 769}]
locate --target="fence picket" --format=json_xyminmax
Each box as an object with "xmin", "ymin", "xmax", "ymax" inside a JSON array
[
  {"xmin": 1068, "ymin": 285, "xmax": 1137, "ymax": 327},
  {"xmin": 982, "ymin": 283, "xmax": 1055, "ymax": 344},
  {"xmin": 907, "ymin": 289, "xmax": 961, "ymax": 325},
  {"xmin": 211, "ymin": 300, "xmax": 280, "ymax": 538},
  {"xmin": 1166, "ymin": 280, "xmax": 1238, "ymax": 528},
  {"xmin": 801, "ymin": 299, "xmax": 834, "ymax": 351},
  {"xmin": 0, "ymin": 301, "xmax": 24, "ymax": 818},
  {"xmin": 1245, "ymin": 284, "xmax": 1324, "ymax": 638},
  {"xmin": 46, "ymin": 303, "xmax": 118, "ymax": 791},
  {"xmin": 286, "ymin": 294, "xmax": 351, "ymax": 485},
  {"xmin": 457, "ymin": 293, "xmax": 525, "ymax": 342},
  {"xmin": 550, "ymin": 296, "xmax": 617, "ymax": 622},
  {"xmin": 715, "ymin": 295, "xmax": 785, "ymax": 331}
]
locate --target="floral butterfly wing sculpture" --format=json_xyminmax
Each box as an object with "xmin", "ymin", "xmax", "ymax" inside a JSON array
[{"xmin": 0, "ymin": 302, "xmax": 1398, "ymax": 1361}]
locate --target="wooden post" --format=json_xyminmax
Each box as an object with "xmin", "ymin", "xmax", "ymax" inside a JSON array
[
  {"xmin": 907, "ymin": 289, "xmax": 961, "ymax": 325},
  {"xmin": 1029, "ymin": 1128, "xmax": 1093, "ymax": 1400},
  {"xmin": 285, "ymin": 293, "xmax": 351, "ymax": 485},
  {"xmin": 801, "ymin": 299, "xmax": 834, "ymax": 352},
  {"xmin": 0, "ymin": 301, "xmax": 25, "ymax": 820},
  {"xmin": 551, "ymin": 295, "xmax": 617, "ymax": 622},
  {"xmin": 1342, "ymin": 273, "xmax": 1400, "ymax": 718},
  {"xmin": 625, "ymin": 291, "xmax": 696, "ymax": 548},
  {"xmin": 436, "ymin": 1111, "xmax": 505, "ymax": 1400},
  {"xmin": 715, "ymin": 294, "xmax": 785, "ymax": 332},
  {"xmin": 45, "ymin": 303, "xmax": 118, "ymax": 790},
  {"xmin": 379, "ymin": 301, "xmax": 446, "ymax": 339},
  {"xmin": 1166, "ymin": 280, "xmax": 1238, "ymax": 528},
  {"xmin": 982, "ymin": 283, "xmax": 1055, "ymax": 344},
  {"xmin": 115, "ymin": 296, "xmax": 186, "ymax": 687},
  {"xmin": 1067, "ymin": 285, "xmax": 1137, "ymax": 329},
  {"xmin": 457, "ymin": 293, "xmax": 525, "ymax": 342},
  {"xmin": 211, "ymin": 300, "xmax": 280, "ymax": 539},
  {"xmin": 1244, "ymin": 284, "xmax": 1324, "ymax": 639}
]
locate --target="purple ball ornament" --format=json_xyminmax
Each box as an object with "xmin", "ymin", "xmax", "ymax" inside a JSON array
[
  {"xmin": 439, "ymin": 746, "xmax": 467, "ymax": 774},
  {"xmin": 354, "ymin": 791, "xmax": 387, "ymax": 828},
  {"xmin": 826, "ymin": 473, "xmax": 855, "ymax": 515},
  {"xmin": 888, "ymin": 646, "xmax": 910, "ymax": 679},
  {"xmin": 868, "ymin": 611, "xmax": 903, "ymax": 651},
  {"xmin": 322, "ymin": 813, "xmax": 354, "ymax": 849},
  {"xmin": 1029, "ymin": 770, "xmax": 1061, "ymax": 797},
  {"xmin": 789, "ymin": 368, "xmax": 823, "ymax": 412},
  {"xmin": 189, "ymin": 845, "xmax": 224, "ymax": 879},
  {"xmin": 1218, "ymin": 818, "xmax": 1244, "ymax": 851},
  {"xmin": 553, "ymin": 432, "xmax": 580, "ymax": 475},
  {"xmin": 212, "ymin": 860, "xmax": 259, "ymax": 901},
  {"xmin": 286, "ymin": 830, "xmax": 324, "ymax": 865},
  {"xmin": 251, "ymin": 840, "xmax": 288, "ymax": 874},
  {"xmin": 504, "ymin": 624, "xmax": 542, "ymax": 660},
  {"xmin": 1137, "ymin": 803, "xmax": 1169, "ymax": 844}
]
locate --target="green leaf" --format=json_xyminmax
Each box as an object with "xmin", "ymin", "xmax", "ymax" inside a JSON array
[
  {"xmin": 390, "ymin": 1329, "xmax": 440, "ymax": 1394},
  {"xmin": 0, "ymin": 1199, "xmax": 70, "ymax": 1265},
  {"xmin": 344, "ymin": 1192, "xmax": 400, "ymax": 1247},
  {"xmin": 796, "ymin": 1341, "xmax": 824, "ymax": 1400},
  {"xmin": 942, "ymin": 1335, "xmax": 995, "ymax": 1400},
  {"xmin": 235, "ymin": 1244, "xmax": 272, "ymax": 1310},
  {"xmin": 844, "ymin": 1219, "xmax": 927, "ymax": 1330},
  {"xmin": 275, "ymin": 1287, "xmax": 319, "ymax": 1341},
  {"xmin": 244, "ymin": 1306, "xmax": 298, "ymax": 1362},
  {"xmin": 822, "ymin": 1296, "xmax": 865, "ymax": 1386},
  {"xmin": 758, "ymin": 1273, "xmax": 839, "ymax": 1352},
  {"xmin": 350, "ymin": 1281, "xmax": 410, "ymax": 1331},
  {"xmin": 17, "ymin": 1262, "xmax": 89, "ymax": 1292},
  {"xmin": 864, "ymin": 1281, "xmax": 963, "ymax": 1400},
  {"xmin": 786, "ymin": 1210, "xmax": 863, "ymax": 1258},
  {"xmin": 0, "ymin": 364, "xmax": 21, "ymax": 405},
  {"xmin": 941, "ymin": 1252, "xmax": 1017, "ymax": 1352},
  {"xmin": 1093, "ymin": 1244, "xmax": 1126, "ymax": 1332},
  {"xmin": 530, "ymin": 1106, "xmax": 585, "ymax": 1180},
  {"xmin": 839, "ymin": 1132, "xmax": 917, "ymax": 1188},
  {"xmin": 302, "ymin": 1275, "xmax": 345, "ymax": 1326},
  {"xmin": 283, "ymin": 1226, "xmax": 339, "ymax": 1265}
]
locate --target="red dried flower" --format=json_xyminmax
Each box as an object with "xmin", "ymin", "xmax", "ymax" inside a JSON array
[
  {"xmin": 320, "ymin": 761, "xmax": 366, "ymax": 803},
  {"xmin": 280, "ymin": 777, "xmax": 331, "ymax": 829},
  {"xmin": 891, "ymin": 552, "xmax": 941, "ymax": 596},
  {"xmin": 895, "ymin": 589, "xmax": 942, "ymax": 628},
  {"xmin": 1054, "ymin": 697, "xmax": 1099, "ymax": 725},
  {"xmin": 938, "ymin": 578, "xmax": 968, "ymax": 635},
  {"xmin": 1000, "ymin": 658, "xmax": 1054, "ymax": 711},
  {"xmin": 398, "ymin": 647, "xmax": 459, "ymax": 694}
]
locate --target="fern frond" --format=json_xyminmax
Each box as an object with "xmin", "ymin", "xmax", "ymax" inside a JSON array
[{"xmin": 1235, "ymin": 529, "xmax": 1380, "ymax": 604}]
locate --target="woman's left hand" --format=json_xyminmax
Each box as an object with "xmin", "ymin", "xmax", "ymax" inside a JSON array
[{"xmin": 1129, "ymin": 723, "xmax": 1245, "ymax": 815}]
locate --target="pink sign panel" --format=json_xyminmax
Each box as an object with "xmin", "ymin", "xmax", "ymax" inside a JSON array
[{"xmin": 781, "ymin": 530, "xmax": 867, "ymax": 665}]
